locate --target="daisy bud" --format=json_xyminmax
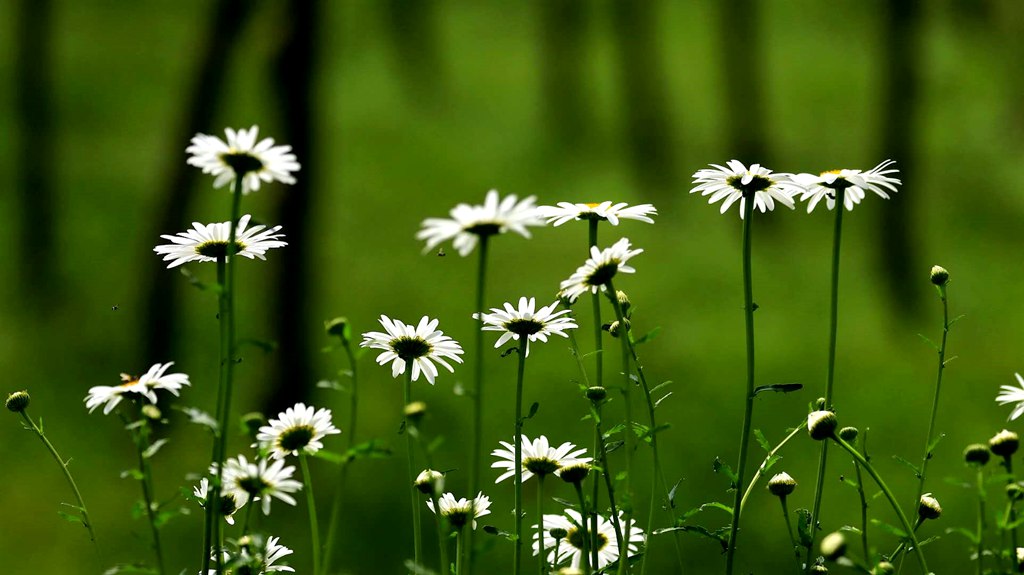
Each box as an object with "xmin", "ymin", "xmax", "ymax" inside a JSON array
[
  {"xmin": 325, "ymin": 316, "xmax": 351, "ymax": 342},
  {"xmin": 873, "ymin": 562, "xmax": 895, "ymax": 575},
  {"xmin": 1008, "ymin": 483, "xmax": 1024, "ymax": 502},
  {"xmin": 141, "ymin": 404, "xmax": 162, "ymax": 421},
  {"xmin": 810, "ymin": 566, "xmax": 829, "ymax": 574},
  {"xmin": 5, "ymin": 390, "xmax": 30, "ymax": 413},
  {"xmin": 558, "ymin": 462, "xmax": 592, "ymax": 485},
  {"xmin": 768, "ymin": 472, "xmax": 797, "ymax": 497},
  {"xmin": 585, "ymin": 386, "xmax": 607, "ymax": 403},
  {"xmin": 838, "ymin": 427, "xmax": 859, "ymax": 442},
  {"xmin": 615, "ymin": 290, "xmax": 632, "ymax": 316},
  {"xmin": 918, "ymin": 493, "xmax": 942, "ymax": 520},
  {"xmin": 603, "ymin": 319, "xmax": 630, "ymax": 338},
  {"xmin": 820, "ymin": 531, "xmax": 847, "ymax": 561},
  {"xmin": 929, "ymin": 265, "xmax": 949, "ymax": 287},
  {"xmin": 815, "ymin": 397, "xmax": 827, "ymax": 410},
  {"xmin": 242, "ymin": 412, "xmax": 266, "ymax": 441},
  {"xmin": 990, "ymin": 429, "xmax": 1020, "ymax": 458},
  {"xmin": 404, "ymin": 401, "xmax": 428, "ymax": 424},
  {"xmin": 237, "ymin": 534, "xmax": 254, "ymax": 549},
  {"xmin": 549, "ymin": 527, "xmax": 569, "ymax": 540},
  {"xmin": 808, "ymin": 411, "xmax": 838, "ymax": 441},
  {"xmin": 1017, "ymin": 547, "xmax": 1024, "ymax": 571},
  {"xmin": 963, "ymin": 443, "xmax": 991, "ymax": 466},
  {"xmin": 415, "ymin": 469, "xmax": 444, "ymax": 495}
]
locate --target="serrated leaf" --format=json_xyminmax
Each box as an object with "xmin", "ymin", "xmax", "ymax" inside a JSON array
[
  {"xmin": 754, "ymin": 430, "xmax": 772, "ymax": 454},
  {"xmin": 154, "ymin": 507, "xmax": 189, "ymax": 528},
  {"xmin": 753, "ymin": 383, "xmax": 803, "ymax": 396},
  {"xmin": 891, "ymin": 455, "xmax": 922, "ymax": 478},
  {"xmin": 713, "ymin": 457, "xmax": 739, "ymax": 488},
  {"xmin": 142, "ymin": 439, "xmax": 169, "ymax": 460},
  {"xmin": 797, "ymin": 508, "xmax": 813, "ymax": 548},
  {"xmin": 634, "ymin": 327, "xmax": 661, "ymax": 346}
]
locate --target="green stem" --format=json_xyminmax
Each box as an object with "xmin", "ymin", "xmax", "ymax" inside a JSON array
[
  {"xmin": 456, "ymin": 527, "xmax": 466, "ymax": 575},
  {"xmin": 324, "ymin": 337, "xmax": 359, "ymax": 575},
  {"xmin": 20, "ymin": 411, "xmax": 97, "ymax": 544},
  {"xmin": 738, "ymin": 421, "xmax": 806, "ymax": 515},
  {"xmin": 586, "ymin": 221, "xmax": 605, "ymax": 573},
  {"xmin": 300, "ymin": 454, "xmax": 322, "ymax": 575},
  {"xmin": 589, "ymin": 219, "xmax": 604, "ymax": 389},
  {"xmin": 1005, "ymin": 456, "xmax": 1021, "ymax": 572},
  {"xmin": 915, "ymin": 284, "xmax": 950, "ymax": 502},
  {"xmin": 725, "ymin": 194, "xmax": 757, "ymax": 575},
  {"xmin": 242, "ymin": 500, "xmax": 255, "ymax": 536},
  {"xmin": 595, "ymin": 408, "xmax": 626, "ymax": 555},
  {"xmin": 975, "ymin": 467, "xmax": 986, "ymax": 575},
  {"xmin": 404, "ymin": 369, "xmax": 423, "ymax": 568},
  {"xmin": 832, "ymin": 434, "xmax": 929, "ymax": 573},
  {"xmin": 607, "ymin": 280, "xmax": 635, "ymax": 575},
  {"xmin": 202, "ymin": 258, "xmax": 227, "ymax": 573},
  {"xmin": 513, "ymin": 337, "xmax": 528, "ymax": 575},
  {"xmin": 135, "ymin": 421, "xmax": 166, "ymax": 575},
  {"xmin": 592, "ymin": 412, "xmax": 604, "ymax": 570},
  {"xmin": 430, "ymin": 493, "xmax": 451, "ymax": 575},
  {"xmin": 538, "ymin": 474, "xmax": 547, "ymax": 575},
  {"xmin": 854, "ymin": 449, "xmax": 870, "ymax": 561},
  {"xmin": 779, "ymin": 497, "xmax": 801, "ymax": 574},
  {"xmin": 468, "ymin": 233, "xmax": 490, "ymax": 575},
  {"xmin": 573, "ymin": 482, "xmax": 592, "ymax": 575}
]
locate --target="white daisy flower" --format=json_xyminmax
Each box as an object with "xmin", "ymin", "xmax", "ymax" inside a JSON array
[
  {"xmin": 256, "ymin": 402, "xmax": 341, "ymax": 459},
  {"xmin": 536, "ymin": 201, "xmax": 657, "ymax": 227},
  {"xmin": 997, "ymin": 373, "xmax": 1024, "ymax": 421},
  {"xmin": 154, "ymin": 214, "xmax": 287, "ymax": 269},
  {"xmin": 426, "ymin": 492, "xmax": 492, "ymax": 530},
  {"xmin": 202, "ymin": 534, "xmax": 295, "ymax": 575},
  {"xmin": 475, "ymin": 297, "xmax": 578, "ymax": 357},
  {"xmin": 492, "ymin": 435, "xmax": 592, "ymax": 483},
  {"xmin": 186, "ymin": 125, "xmax": 300, "ymax": 194},
  {"xmin": 794, "ymin": 159, "xmax": 902, "ymax": 212},
  {"xmin": 690, "ymin": 160, "xmax": 803, "ymax": 218},
  {"xmin": 416, "ymin": 189, "xmax": 543, "ymax": 256},
  {"xmin": 221, "ymin": 455, "xmax": 303, "ymax": 516},
  {"xmin": 360, "ymin": 315, "xmax": 464, "ymax": 384},
  {"xmin": 558, "ymin": 238, "xmax": 643, "ymax": 303},
  {"xmin": 193, "ymin": 478, "xmax": 243, "ymax": 525},
  {"xmin": 533, "ymin": 509, "xmax": 645, "ymax": 570},
  {"xmin": 84, "ymin": 362, "xmax": 191, "ymax": 415},
  {"xmin": 263, "ymin": 536, "xmax": 296, "ymax": 573}
]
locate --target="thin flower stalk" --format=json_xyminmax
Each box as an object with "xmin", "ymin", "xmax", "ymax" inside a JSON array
[
  {"xmin": 428, "ymin": 492, "xmax": 452, "ymax": 575},
  {"xmin": 777, "ymin": 495, "xmax": 801, "ymax": 574},
  {"xmin": 593, "ymin": 401, "xmax": 626, "ymax": 559},
  {"xmin": 128, "ymin": 416, "xmax": 166, "ymax": 575},
  {"xmin": 853, "ymin": 432, "xmax": 871, "ymax": 561},
  {"xmin": 738, "ymin": 421, "xmax": 806, "ymax": 515},
  {"xmin": 513, "ymin": 337, "xmax": 528, "ymax": 575},
  {"xmin": 538, "ymin": 475, "xmax": 547, "ymax": 575},
  {"xmin": 1003, "ymin": 456, "xmax": 1021, "ymax": 571},
  {"xmin": 324, "ymin": 326, "xmax": 359, "ymax": 575},
  {"xmin": 607, "ymin": 280, "xmax": 635, "ymax": 575},
  {"xmin": 404, "ymin": 369, "xmax": 424, "ymax": 568},
  {"xmin": 300, "ymin": 453, "xmax": 322, "ymax": 575},
  {"xmin": 587, "ymin": 219, "xmax": 604, "ymax": 574},
  {"xmin": 915, "ymin": 274, "xmax": 952, "ymax": 502},
  {"xmin": 572, "ymin": 481, "xmax": 593, "ymax": 575},
  {"xmin": 456, "ymin": 526, "xmax": 467, "ymax": 575},
  {"xmin": 468, "ymin": 234, "xmax": 490, "ymax": 575},
  {"xmin": 725, "ymin": 194, "xmax": 757, "ymax": 575},
  {"xmin": 974, "ymin": 466, "xmax": 986, "ymax": 575}
]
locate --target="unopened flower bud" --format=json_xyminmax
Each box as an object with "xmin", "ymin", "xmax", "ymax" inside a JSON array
[
  {"xmin": 918, "ymin": 493, "xmax": 942, "ymax": 520},
  {"xmin": 241, "ymin": 412, "xmax": 266, "ymax": 441},
  {"xmin": 810, "ymin": 565, "xmax": 829, "ymax": 574},
  {"xmin": 558, "ymin": 463, "xmax": 591, "ymax": 485},
  {"xmin": 990, "ymin": 429, "xmax": 1020, "ymax": 458},
  {"xmin": 324, "ymin": 317, "xmax": 351, "ymax": 341},
  {"xmin": 838, "ymin": 427, "xmax": 859, "ymax": 442},
  {"xmin": 237, "ymin": 534, "xmax": 253, "ymax": 549},
  {"xmin": 808, "ymin": 411, "xmax": 838, "ymax": 441},
  {"xmin": 1008, "ymin": 483, "xmax": 1024, "ymax": 502},
  {"xmin": 603, "ymin": 319, "xmax": 630, "ymax": 338},
  {"xmin": 820, "ymin": 531, "xmax": 847, "ymax": 561},
  {"xmin": 873, "ymin": 561, "xmax": 895, "ymax": 575},
  {"xmin": 141, "ymin": 404, "xmax": 162, "ymax": 421},
  {"xmin": 767, "ymin": 472, "xmax": 797, "ymax": 497},
  {"xmin": 585, "ymin": 386, "xmax": 607, "ymax": 403},
  {"xmin": 549, "ymin": 527, "xmax": 568, "ymax": 540},
  {"xmin": 964, "ymin": 443, "xmax": 991, "ymax": 466},
  {"xmin": 615, "ymin": 290, "xmax": 631, "ymax": 316},
  {"xmin": 930, "ymin": 265, "xmax": 949, "ymax": 287},
  {"xmin": 815, "ymin": 397, "xmax": 827, "ymax": 410},
  {"xmin": 404, "ymin": 401, "xmax": 427, "ymax": 424},
  {"xmin": 415, "ymin": 469, "xmax": 444, "ymax": 495},
  {"xmin": 5, "ymin": 390, "xmax": 30, "ymax": 413}
]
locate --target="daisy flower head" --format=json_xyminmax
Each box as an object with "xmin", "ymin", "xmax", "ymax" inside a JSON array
[
  {"xmin": 475, "ymin": 297, "xmax": 578, "ymax": 357},
  {"xmin": 416, "ymin": 189, "xmax": 543, "ymax": 256},
  {"xmin": 186, "ymin": 125, "xmax": 300, "ymax": 194},
  {"xmin": 690, "ymin": 160, "xmax": 803, "ymax": 218},
  {"xmin": 193, "ymin": 477, "xmax": 243, "ymax": 525},
  {"xmin": 85, "ymin": 362, "xmax": 191, "ymax": 415},
  {"xmin": 426, "ymin": 492, "xmax": 492, "ymax": 530},
  {"xmin": 154, "ymin": 214, "xmax": 287, "ymax": 269},
  {"xmin": 558, "ymin": 238, "xmax": 643, "ymax": 303},
  {"xmin": 794, "ymin": 159, "xmax": 901, "ymax": 212},
  {"xmin": 221, "ymin": 455, "xmax": 303, "ymax": 516},
  {"xmin": 492, "ymin": 435, "xmax": 592, "ymax": 483},
  {"xmin": 256, "ymin": 403, "xmax": 341, "ymax": 459},
  {"xmin": 536, "ymin": 201, "xmax": 657, "ymax": 227},
  {"xmin": 360, "ymin": 315, "xmax": 464, "ymax": 384},
  {"xmin": 997, "ymin": 373, "xmax": 1024, "ymax": 421},
  {"xmin": 533, "ymin": 509, "xmax": 645, "ymax": 570}
]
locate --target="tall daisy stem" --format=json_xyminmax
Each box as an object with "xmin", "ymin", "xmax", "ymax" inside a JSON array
[
  {"xmin": 133, "ymin": 419, "xmax": 166, "ymax": 575},
  {"xmin": 805, "ymin": 186, "xmax": 845, "ymax": 574},
  {"xmin": 915, "ymin": 280, "xmax": 950, "ymax": 502},
  {"xmin": 324, "ymin": 335, "xmax": 359, "ymax": 575},
  {"xmin": 607, "ymin": 280, "xmax": 634, "ymax": 575},
  {"xmin": 513, "ymin": 337, "xmax": 528, "ymax": 575},
  {"xmin": 468, "ymin": 233, "xmax": 490, "ymax": 575},
  {"xmin": 456, "ymin": 527, "xmax": 466, "ymax": 575},
  {"xmin": 975, "ymin": 467, "xmax": 986, "ymax": 575},
  {"xmin": 405, "ymin": 369, "xmax": 423, "ymax": 568},
  {"xmin": 589, "ymin": 219, "xmax": 604, "ymax": 389},
  {"xmin": 725, "ymin": 195, "xmax": 756, "ymax": 575},
  {"xmin": 429, "ymin": 493, "xmax": 451, "ymax": 575},
  {"xmin": 573, "ymin": 482, "xmax": 593, "ymax": 575},
  {"xmin": 778, "ymin": 496, "xmax": 802, "ymax": 574},
  {"xmin": 538, "ymin": 475, "xmax": 547, "ymax": 575},
  {"xmin": 19, "ymin": 410, "xmax": 97, "ymax": 545},
  {"xmin": 595, "ymin": 407, "xmax": 626, "ymax": 554},
  {"xmin": 1003, "ymin": 456, "xmax": 1021, "ymax": 572},
  {"xmin": 300, "ymin": 453, "xmax": 322, "ymax": 575},
  {"xmin": 588, "ymin": 220, "xmax": 606, "ymax": 575}
]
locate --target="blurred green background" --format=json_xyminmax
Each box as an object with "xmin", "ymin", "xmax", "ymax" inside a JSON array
[{"xmin": 1, "ymin": 0, "xmax": 1023, "ymax": 573}]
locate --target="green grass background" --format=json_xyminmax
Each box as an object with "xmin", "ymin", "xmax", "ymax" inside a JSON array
[{"xmin": 0, "ymin": 1, "xmax": 1022, "ymax": 573}]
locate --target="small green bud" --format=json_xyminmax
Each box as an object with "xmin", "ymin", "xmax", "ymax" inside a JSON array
[
  {"xmin": 964, "ymin": 443, "xmax": 991, "ymax": 466},
  {"xmin": 404, "ymin": 401, "xmax": 427, "ymax": 424},
  {"xmin": 838, "ymin": 427, "xmax": 859, "ymax": 442},
  {"xmin": 873, "ymin": 561, "xmax": 895, "ymax": 575},
  {"xmin": 414, "ymin": 469, "xmax": 444, "ymax": 495},
  {"xmin": 990, "ymin": 429, "xmax": 1020, "ymax": 458},
  {"xmin": 930, "ymin": 265, "xmax": 949, "ymax": 287},
  {"xmin": 767, "ymin": 472, "xmax": 797, "ymax": 497},
  {"xmin": 615, "ymin": 290, "xmax": 631, "ymax": 316},
  {"xmin": 1008, "ymin": 483, "xmax": 1024, "ymax": 502},
  {"xmin": 820, "ymin": 531, "xmax": 847, "ymax": 561},
  {"xmin": 324, "ymin": 317, "xmax": 351, "ymax": 341},
  {"xmin": 141, "ymin": 404, "xmax": 162, "ymax": 421},
  {"xmin": 585, "ymin": 386, "xmax": 607, "ymax": 403},
  {"xmin": 5, "ymin": 390, "xmax": 30, "ymax": 413},
  {"xmin": 558, "ymin": 462, "xmax": 591, "ymax": 485},
  {"xmin": 808, "ymin": 411, "xmax": 838, "ymax": 441},
  {"xmin": 918, "ymin": 493, "xmax": 942, "ymax": 520},
  {"xmin": 241, "ymin": 412, "xmax": 266, "ymax": 441},
  {"xmin": 549, "ymin": 527, "xmax": 568, "ymax": 540}
]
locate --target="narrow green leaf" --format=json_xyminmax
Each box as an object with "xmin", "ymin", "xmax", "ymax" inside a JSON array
[
  {"xmin": 891, "ymin": 455, "xmax": 922, "ymax": 478},
  {"xmin": 754, "ymin": 429, "xmax": 772, "ymax": 454},
  {"xmin": 633, "ymin": 327, "xmax": 662, "ymax": 346},
  {"xmin": 142, "ymin": 439, "xmax": 169, "ymax": 460},
  {"xmin": 752, "ymin": 383, "xmax": 803, "ymax": 397}
]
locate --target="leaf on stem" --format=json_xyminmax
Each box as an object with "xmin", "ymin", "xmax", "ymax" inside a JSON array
[
  {"xmin": 142, "ymin": 439, "xmax": 168, "ymax": 459},
  {"xmin": 752, "ymin": 383, "xmax": 803, "ymax": 396},
  {"xmin": 713, "ymin": 457, "xmax": 738, "ymax": 489},
  {"xmin": 891, "ymin": 455, "xmax": 922, "ymax": 478},
  {"xmin": 796, "ymin": 508, "xmax": 813, "ymax": 548},
  {"xmin": 633, "ymin": 327, "xmax": 661, "ymax": 346}
]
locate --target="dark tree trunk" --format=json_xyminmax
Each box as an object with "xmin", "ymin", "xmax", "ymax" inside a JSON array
[
  {"xmin": 383, "ymin": 0, "xmax": 444, "ymax": 104},
  {"xmin": 266, "ymin": 0, "xmax": 318, "ymax": 413},
  {"xmin": 142, "ymin": 0, "xmax": 257, "ymax": 365},
  {"xmin": 539, "ymin": 0, "xmax": 591, "ymax": 145},
  {"xmin": 610, "ymin": 0, "xmax": 677, "ymax": 194},
  {"xmin": 717, "ymin": 0, "xmax": 768, "ymax": 166}
]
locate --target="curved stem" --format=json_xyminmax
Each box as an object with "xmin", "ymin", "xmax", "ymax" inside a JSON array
[
  {"xmin": 468, "ymin": 233, "xmax": 490, "ymax": 575},
  {"xmin": 538, "ymin": 475, "xmax": 547, "ymax": 575},
  {"xmin": 832, "ymin": 435, "xmax": 929, "ymax": 574},
  {"xmin": 513, "ymin": 337, "xmax": 528, "ymax": 575},
  {"xmin": 738, "ymin": 421, "xmax": 806, "ymax": 515},
  {"xmin": 725, "ymin": 194, "xmax": 756, "ymax": 575},
  {"xmin": 404, "ymin": 369, "xmax": 423, "ymax": 568},
  {"xmin": 300, "ymin": 453, "xmax": 322, "ymax": 575},
  {"xmin": 915, "ymin": 284, "xmax": 950, "ymax": 502},
  {"xmin": 573, "ymin": 482, "xmax": 592, "ymax": 575},
  {"xmin": 20, "ymin": 411, "xmax": 97, "ymax": 545},
  {"xmin": 607, "ymin": 280, "xmax": 635, "ymax": 575},
  {"xmin": 324, "ymin": 338, "xmax": 359, "ymax": 575}
]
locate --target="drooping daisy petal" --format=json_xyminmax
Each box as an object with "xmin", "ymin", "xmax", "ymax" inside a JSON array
[
  {"xmin": 153, "ymin": 215, "xmax": 287, "ymax": 268},
  {"xmin": 360, "ymin": 315, "xmax": 464, "ymax": 384},
  {"xmin": 186, "ymin": 125, "xmax": 300, "ymax": 195},
  {"xmin": 492, "ymin": 435, "xmax": 592, "ymax": 484},
  {"xmin": 416, "ymin": 189, "xmax": 543, "ymax": 256},
  {"xmin": 84, "ymin": 362, "xmax": 191, "ymax": 415},
  {"xmin": 536, "ymin": 202, "xmax": 657, "ymax": 227},
  {"xmin": 475, "ymin": 297, "xmax": 578, "ymax": 357},
  {"xmin": 690, "ymin": 160, "xmax": 803, "ymax": 218},
  {"xmin": 221, "ymin": 455, "xmax": 303, "ymax": 516},
  {"xmin": 559, "ymin": 238, "xmax": 643, "ymax": 303},
  {"xmin": 532, "ymin": 509, "xmax": 645, "ymax": 570},
  {"xmin": 426, "ymin": 492, "xmax": 492, "ymax": 530},
  {"xmin": 997, "ymin": 373, "xmax": 1024, "ymax": 421},
  {"xmin": 256, "ymin": 403, "xmax": 341, "ymax": 459},
  {"xmin": 794, "ymin": 159, "xmax": 902, "ymax": 212}
]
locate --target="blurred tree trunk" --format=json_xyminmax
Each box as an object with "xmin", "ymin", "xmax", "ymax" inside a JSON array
[
  {"xmin": 14, "ymin": 0, "xmax": 56, "ymax": 306},
  {"xmin": 266, "ymin": 0, "xmax": 318, "ymax": 413},
  {"xmin": 539, "ymin": 0, "xmax": 591, "ymax": 145},
  {"xmin": 878, "ymin": 0, "xmax": 922, "ymax": 318},
  {"xmin": 717, "ymin": 0, "xmax": 768, "ymax": 166},
  {"xmin": 609, "ymin": 0, "xmax": 677, "ymax": 193},
  {"xmin": 142, "ymin": 0, "xmax": 256, "ymax": 365},
  {"xmin": 383, "ymin": 0, "xmax": 444, "ymax": 104}
]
